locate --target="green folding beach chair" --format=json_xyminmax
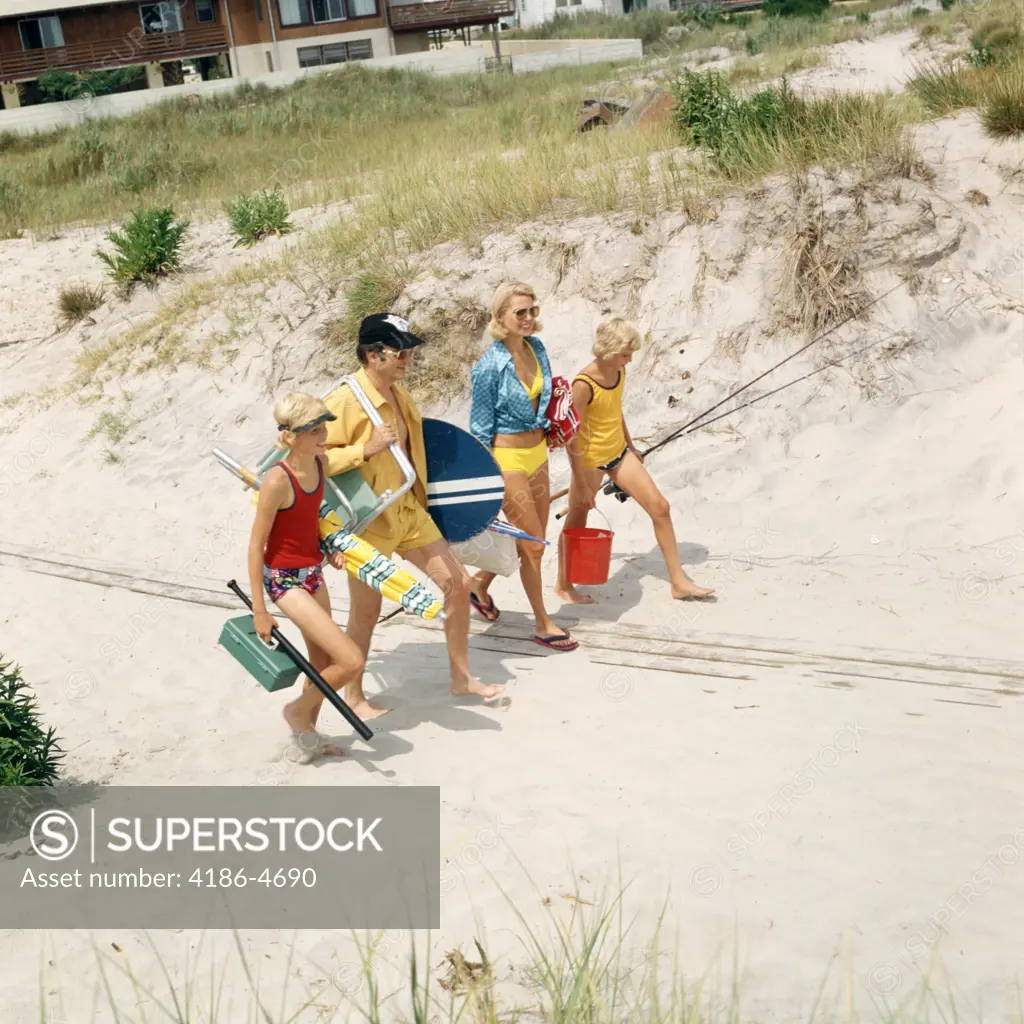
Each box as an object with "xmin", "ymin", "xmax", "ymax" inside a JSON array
[{"xmin": 254, "ymin": 374, "xmax": 415, "ymax": 536}]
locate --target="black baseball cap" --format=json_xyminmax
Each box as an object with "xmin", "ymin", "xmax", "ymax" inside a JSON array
[{"xmin": 358, "ymin": 313, "xmax": 425, "ymax": 352}]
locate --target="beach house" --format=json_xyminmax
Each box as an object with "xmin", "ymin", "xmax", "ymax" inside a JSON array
[{"xmin": 0, "ymin": 0, "xmax": 517, "ymax": 107}]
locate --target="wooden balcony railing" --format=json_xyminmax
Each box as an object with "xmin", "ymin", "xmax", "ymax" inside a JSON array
[
  {"xmin": 0, "ymin": 24, "xmax": 228, "ymax": 81},
  {"xmin": 387, "ymin": 0, "xmax": 515, "ymax": 30}
]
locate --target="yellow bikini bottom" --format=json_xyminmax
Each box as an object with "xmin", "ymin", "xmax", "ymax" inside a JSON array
[{"xmin": 492, "ymin": 439, "xmax": 548, "ymax": 477}]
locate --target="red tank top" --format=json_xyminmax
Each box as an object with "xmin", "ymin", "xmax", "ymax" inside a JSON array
[{"xmin": 264, "ymin": 459, "xmax": 325, "ymax": 569}]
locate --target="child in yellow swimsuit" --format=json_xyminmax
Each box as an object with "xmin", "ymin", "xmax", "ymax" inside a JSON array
[{"xmin": 556, "ymin": 318, "xmax": 715, "ymax": 605}]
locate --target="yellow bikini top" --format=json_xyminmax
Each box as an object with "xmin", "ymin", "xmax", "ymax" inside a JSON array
[{"xmin": 525, "ymin": 347, "xmax": 542, "ymax": 401}]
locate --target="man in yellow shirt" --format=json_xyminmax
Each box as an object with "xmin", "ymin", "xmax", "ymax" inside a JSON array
[{"xmin": 323, "ymin": 313, "xmax": 501, "ymax": 718}]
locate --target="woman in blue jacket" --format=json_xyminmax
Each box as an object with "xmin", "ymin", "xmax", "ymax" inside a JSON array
[{"xmin": 467, "ymin": 281, "xmax": 578, "ymax": 652}]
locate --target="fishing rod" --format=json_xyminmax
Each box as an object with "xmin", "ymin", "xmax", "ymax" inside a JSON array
[
  {"xmin": 601, "ymin": 282, "xmax": 905, "ymax": 504},
  {"xmin": 555, "ymin": 324, "xmax": 904, "ymax": 520}
]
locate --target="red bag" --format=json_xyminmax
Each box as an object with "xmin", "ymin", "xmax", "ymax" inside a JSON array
[{"xmin": 545, "ymin": 375, "xmax": 580, "ymax": 451}]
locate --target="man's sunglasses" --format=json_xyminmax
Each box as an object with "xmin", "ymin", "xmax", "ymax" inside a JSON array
[{"xmin": 512, "ymin": 305, "xmax": 540, "ymax": 320}]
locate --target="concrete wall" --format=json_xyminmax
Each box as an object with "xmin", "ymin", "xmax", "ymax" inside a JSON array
[
  {"xmin": 0, "ymin": 34, "xmax": 641, "ymax": 133},
  {"xmin": 493, "ymin": 37, "xmax": 619, "ymax": 53}
]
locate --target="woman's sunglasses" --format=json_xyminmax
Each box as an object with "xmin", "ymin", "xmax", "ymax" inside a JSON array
[{"xmin": 512, "ymin": 305, "xmax": 540, "ymax": 320}]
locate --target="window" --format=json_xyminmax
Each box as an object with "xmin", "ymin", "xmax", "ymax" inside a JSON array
[
  {"xmin": 255, "ymin": 0, "xmax": 263, "ymax": 21},
  {"xmin": 195, "ymin": 0, "xmax": 216, "ymax": 22},
  {"xmin": 140, "ymin": 2, "xmax": 184, "ymax": 33},
  {"xmin": 311, "ymin": 0, "xmax": 345, "ymax": 21},
  {"xmin": 19, "ymin": 15, "xmax": 64, "ymax": 50},
  {"xmin": 278, "ymin": 0, "xmax": 307, "ymax": 23},
  {"xmin": 279, "ymin": 0, "xmax": 376, "ymax": 25},
  {"xmin": 297, "ymin": 38, "xmax": 372, "ymax": 66}
]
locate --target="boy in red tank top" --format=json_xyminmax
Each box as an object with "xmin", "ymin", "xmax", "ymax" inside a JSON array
[{"xmin": 247, "ymin": 392, "xmax": 366, "ymax": 764}]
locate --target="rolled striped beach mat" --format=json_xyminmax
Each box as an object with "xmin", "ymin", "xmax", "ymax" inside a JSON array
[{"xmin": 317, "ymin": 507, "xmax": 444, "ymax": 621}]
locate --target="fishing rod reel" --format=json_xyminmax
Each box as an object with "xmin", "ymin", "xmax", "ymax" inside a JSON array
[{"xmin": 603, "ymin": 480, "xmax": 629, "ymax": 502}]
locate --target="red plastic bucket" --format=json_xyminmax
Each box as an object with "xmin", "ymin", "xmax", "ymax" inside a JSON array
[{"xmin": 562, "ymin": 525, "xmax": 613, "ymax": 585}]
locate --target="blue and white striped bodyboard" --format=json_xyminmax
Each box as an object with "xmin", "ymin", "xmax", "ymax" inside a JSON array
[{"xmin": 422, "ymin": 419, "xmax": 506, "ymax": 544}]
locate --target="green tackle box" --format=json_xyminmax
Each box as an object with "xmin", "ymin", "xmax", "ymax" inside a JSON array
[{"xmin": 218, "ymin": 615, "xmax": 301, "ymax": 692}]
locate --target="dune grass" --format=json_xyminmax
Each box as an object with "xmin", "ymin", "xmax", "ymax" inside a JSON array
[
  {"xmin": 31, "ymin": 881, "xmax": 1014, "ymax": 1024},
  {"xmin": 0, "ymin": 62, "xmax": 668, "ymax": 239},
  {"xmin": 53, "ymin": 51, "xmax": 923, "ymax": 393},
  {"xmin": 908, "ymin": 53, "xmax": 1024, "ymax": 137},
  {"xmin": 904, "ymin": 0, "xmax": 1024, "ymax": 131},
  {"xmin": 1, "ymin": 30, "xmax": 934, "ymax": 393}
]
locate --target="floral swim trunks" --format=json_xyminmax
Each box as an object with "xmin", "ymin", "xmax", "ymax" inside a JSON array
[{"xmin": 263, "ymin": 564, "xmax": 325, "ymax": 603}]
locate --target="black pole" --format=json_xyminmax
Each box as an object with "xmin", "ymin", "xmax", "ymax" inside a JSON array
[{"xmin": 227, "ymin": 580, "xmax": 373, "ymax": 742}]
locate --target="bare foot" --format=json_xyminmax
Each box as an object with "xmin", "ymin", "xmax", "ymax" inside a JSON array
[
  {"xmin": 555, "ymin": 583, "xmax": 596, "ymax": 605},
  {"xmin": 450, "ymin": 676, "xmax": 504, "ymax": 700},
  {"xmin": 285, "ymin": 731, "xmax": 345, "ymax": 764},
  {"xmin": 282, "ymin": 705, "xmax": 344, "ymax": 762},
  {"xmin": 348, "ymin": 699, "xmax": 391, "ymax": 722},
  {"xmin": 671, "ymin": 576, "xmax": 716, "ymax": 600}
]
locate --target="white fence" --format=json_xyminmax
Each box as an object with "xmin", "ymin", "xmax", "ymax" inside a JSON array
[{"xmin": 0, "ymin": 38, "xmax": 643, "ymax": 137}]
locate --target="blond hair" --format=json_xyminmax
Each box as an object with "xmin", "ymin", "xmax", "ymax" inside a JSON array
[
  {"xmin": 272, "ymin": 391, "xmax": 330, "ymax": 448},
  {"xmin": 488, "ymin": 281, "xmax": 543, "ymax": 341},
  {"xmin": 594, "ymin": 318, "xmax": 642, "ymax": 360}
]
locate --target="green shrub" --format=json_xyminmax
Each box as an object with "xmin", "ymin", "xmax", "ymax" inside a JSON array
[
  {"xmin": 671, "ymin": 68, "xmax": 913, "ymax": 179},
  {"xmin": 856, "ymin": 10, "xmax": 871, "ymax": 23},
  {"xmin": 762, "ymin": 0, "xmax": 830, "ymax": 18},
  {"xmin": 967, "ymin": 36, "xmax": 998, "ymax": 65},
  {"xmin": 911, "ymin": 6, "xmax": 930, "ymax": 17},
  {"xmin": 746, "ymin": 33, "xmax": 763, "ymax": 54},
  {"xmin": 37, "ymin": 65, "xmax": 146, "ymax": 103},
  {"xmin": 224, "ymin": 186, "xmax": 293, "ymax": 247},
  {"xmin": 672, "ymin": 69, "xmax": 799, "ymax": 155},
  {"xmin": 95, "ymin": 206, "xmax": 190, "ymax": 284},
  {"xmin": 730, "ymin": 12, "xmax": 754, "ymax": 27},
  {"xmin": 684, "ymin": 6, "xmax": 725, "ymax": 29},
  {"xmin": 37, "ymin": 69, "xmax": 88, "ymax": 102},
  {"xmin": 0, "ymin": 657, "xmax": 64, "ymax": 787},
  {"xmin": 967, "ymin": 16, "xmax": 1021, "ymax": 66},
  {"xmin": 939, "ymin": 0, "xmax": 954, "ymax": 9}
]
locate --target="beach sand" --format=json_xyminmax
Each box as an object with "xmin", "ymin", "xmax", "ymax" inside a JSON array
[{"xmin": 2, "ymin": 27, "xmax": 1024, "ymax": 1022}]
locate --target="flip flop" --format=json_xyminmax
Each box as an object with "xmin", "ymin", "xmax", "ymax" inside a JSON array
[
  {"xmin": 533, "ymin": 632, "xmax": 579, "ymax": 652},
  {"xmin": 470, "ymin": 592, "xmax": 500, "ymax": 622}
]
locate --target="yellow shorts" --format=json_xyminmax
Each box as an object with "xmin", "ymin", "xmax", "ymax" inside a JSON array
[
  {"xmin": 358, "ymin": 493, "xmax": 442, "ymax": 559},
  {"xmin": 492, "ymin": 439, "xmax": 548, "ymax": 477}
]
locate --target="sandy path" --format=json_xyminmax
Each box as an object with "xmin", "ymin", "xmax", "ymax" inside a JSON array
[{"xmin": 2, "ymin": 514, "xmax": 1023, "ymax": 1021}]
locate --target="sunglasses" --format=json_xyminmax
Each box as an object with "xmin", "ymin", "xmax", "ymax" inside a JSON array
[{"xmin": 512, "ymin": 305, "xmax": 540, "ymax": 320}]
